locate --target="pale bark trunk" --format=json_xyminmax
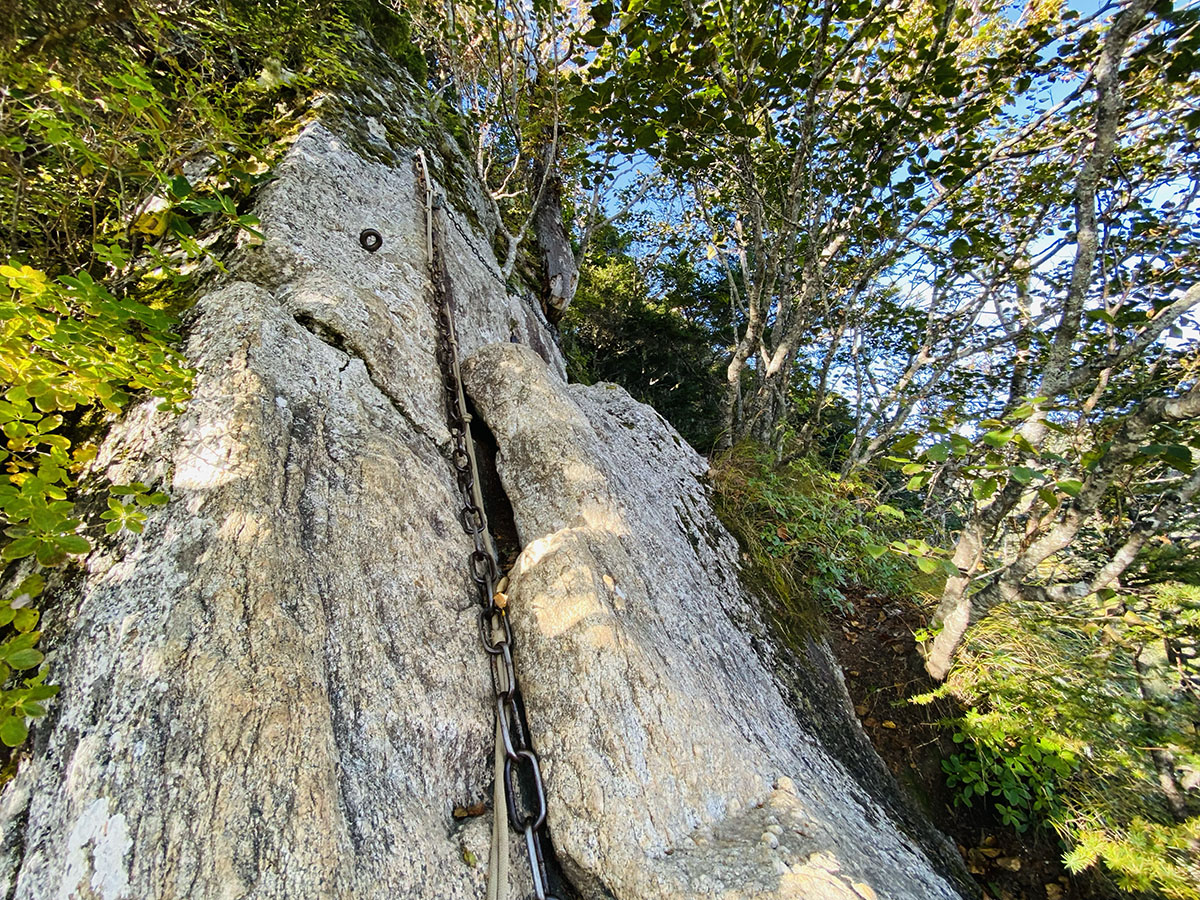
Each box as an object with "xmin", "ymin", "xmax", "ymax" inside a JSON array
[
  {"xmin": 927, "ymin": 382, "xmax": 1200, "ymax": 679},
  {"xmin": 925, "ymin": 0, "xmax": 1158, "ymax": 679}
]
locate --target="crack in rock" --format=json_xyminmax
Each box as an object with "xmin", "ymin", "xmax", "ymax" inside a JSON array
[{"xmin": 291, "ymin": 311, "xmax": 444, "ymax": 451}]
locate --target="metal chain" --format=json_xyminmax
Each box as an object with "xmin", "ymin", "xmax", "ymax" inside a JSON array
[
  {"xmin": 414, "ymin": 149, "xmax": 559, "ymax": 900},
  {"xmin": 441, "ymin": 204, "xmax": 511, "ymax": 293}
]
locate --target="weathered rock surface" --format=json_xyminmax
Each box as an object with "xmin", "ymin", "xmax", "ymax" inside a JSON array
[
  {"xmin": 462, "ymin": 345, "xmax": 968, "ymax": 900},
  {"xmin": 0, "ymin": 63, "xmax": 972, "ymax": 900}
]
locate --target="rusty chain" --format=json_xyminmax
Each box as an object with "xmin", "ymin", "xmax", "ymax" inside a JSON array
[
  {"xmin": 441, "ymin": 204, "xmax": 511, "ymax": 292},
  {"xmin": 411, "ymin": 149, "xmax": 559, "ymax": 900}
]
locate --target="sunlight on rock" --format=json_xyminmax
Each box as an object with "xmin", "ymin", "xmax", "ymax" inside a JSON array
[{"xmin": 175, "ymin": 420, "xmax": 249, "ymax": 492}]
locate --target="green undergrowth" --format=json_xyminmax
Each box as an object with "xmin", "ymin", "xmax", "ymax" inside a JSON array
[
  {"xmin": 917, "ymin": 582, "xmax": 1200, "ymax": 898},
  {"xmin": 0, "ymin": 0, "xmax": 424, "ymax": 756},
  {"xmin": 710, "ymin": 442, "xmax": 914, "ymax": 631}
]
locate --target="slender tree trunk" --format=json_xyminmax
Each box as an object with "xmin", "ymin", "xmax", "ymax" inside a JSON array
[
  {"xmin": 529, "ymin": 148, "xmax": 578, "ymax": 323},
  {"xmin": 924, "ymin": 0, "xmax": 1156, "ymax": 679},
  {"xmin": 927, "ymin": 381, "xmax": 1200, "ymax": 679}
]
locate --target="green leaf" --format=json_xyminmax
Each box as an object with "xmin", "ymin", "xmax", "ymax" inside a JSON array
[
  {"xmin": 34, "ymin": 541, "xmax": 67, "ymax": 567},
  {"xmin": 949, "ymin": 434, "xmax": 973, "ymax": 456},
  {"xmin": 168, "ymin": 175, "xmax": 192, "ymax": 199},
  {"xmin": 5, "ymin": 648, "xmax": 43, "ymax": 670},
  {"xmin": 971, "ymin": 477, "xmax": 998, "ymax": 502},
  {"xmin": 1009, "ymin": 466, "xmax": 1038, "ymax": 484},
  {"xmin": 12, "ymin": 608, "xmax": 38, "ymax": 633},
  {"xmin": 1057, "ymin": 479, "xmax": 1083, "ymax": 498},
  {"xmin": 2, "ymin": 536, "xmax": 38, "ymax": 561},
  {"xmin": 925, "ymin": 443, "xmax": 951, "ymax": 462},
  {"xmin": 1085, "ymin": 308, "xmax": 1116, "ymax": 325},
  {"xmin": 865, "ymin": 543, "xmax": 888, "ymax": 559},
  {"xmin": 982, "ymin": 428, "xmax": 1015, "ymax": 448},
  {"xmin": 55, "ymin": 534, "xmax": 90, "ymax": 555},
  {"xmin": 0, "ymin": 716, "xmax": 28, "ymax": 748},
  {"xmin": 1141, "ymin": 443, "xmax": 1194, "ymax": 473},
  {"xmin": 110, "ymin": 483, "xmax": 148, "ymax": 495},
  {"xmin": 916, "ymin": 556, "xmax": 939, "ymax": 574}
]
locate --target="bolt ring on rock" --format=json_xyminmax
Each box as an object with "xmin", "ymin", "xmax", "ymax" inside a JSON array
[{"xmin": 358, "ymin": 228, "xmax": 383, "ymax": 252}]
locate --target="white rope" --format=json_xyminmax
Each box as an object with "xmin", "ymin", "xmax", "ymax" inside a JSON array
[{"xmin": 487, "ymin": 705, "xmax": 509, "ymax": 900}]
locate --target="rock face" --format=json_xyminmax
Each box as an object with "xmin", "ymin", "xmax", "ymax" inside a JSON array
[{"xmin": 0, "ymin": 64, "xmax": 973, "ymax": 900}]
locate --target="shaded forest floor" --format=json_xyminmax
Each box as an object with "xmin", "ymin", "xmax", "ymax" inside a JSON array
[{"xmin": 827, "ymin": 589, "xmax": 1110, "ymax": 900}]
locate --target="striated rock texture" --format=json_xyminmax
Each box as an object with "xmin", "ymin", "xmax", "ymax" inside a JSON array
[{"xmin": 0, "ymin": 62, "xmax": 974, "ymax": 900}]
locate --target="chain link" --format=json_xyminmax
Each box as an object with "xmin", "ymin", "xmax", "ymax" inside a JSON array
[
  {"xmin": 416, "ymin": 152, "xmax": 559, "ymax": 900},
  {"xmin": 441, "ymin": 202, "xmax": 512, "ymax": 293}
]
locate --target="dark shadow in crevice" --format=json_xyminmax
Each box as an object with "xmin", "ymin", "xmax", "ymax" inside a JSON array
[
  {"xmin": 293, "ymin": 310, "xmax": 350, "ymax": 355},
  {"xmin": 463, "ymin": 398, "xmax": 582, "ymax": 900},
  {"xmin": 466, "ymin": 397, "xmax": 520, "ymax": 573}
]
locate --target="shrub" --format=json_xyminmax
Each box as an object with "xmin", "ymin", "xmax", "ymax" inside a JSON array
[
  {"xmin": 710, "ymin": 442, "xmax": 913, "ymax": 618},
  {"xmin": 0, "ymin": 0, "xmax": 421, "ymax": 754},
  {"xmin": 922, "ymin": 583, "xmax": 1200, "ymax": 898}
]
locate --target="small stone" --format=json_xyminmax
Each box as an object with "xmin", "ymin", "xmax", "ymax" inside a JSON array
[
  {"xmin": 774, "ymin": 776, "xmax": 796, "ymax": 794},
  {"xmin": 761, "ymin": 832, "xmax": 779, "ymax": 850},
  {"xmin": 851, "ymin": 882, "xmax": 878, "ymax": 900}
]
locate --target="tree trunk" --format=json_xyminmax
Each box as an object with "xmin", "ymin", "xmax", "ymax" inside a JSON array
[
  {"xmin": 925, "ymin": 0, "xmax": 1157, "ymax": 679},
  {"xmin": 529, "ymin": 151, "xmax": 578, "ymax": 323}
]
